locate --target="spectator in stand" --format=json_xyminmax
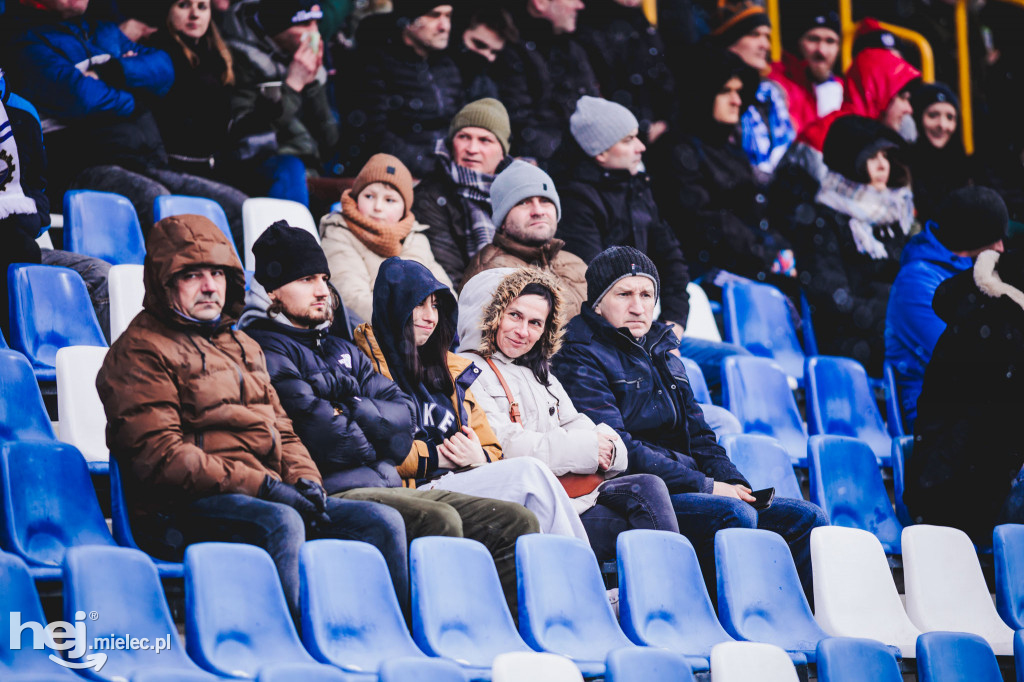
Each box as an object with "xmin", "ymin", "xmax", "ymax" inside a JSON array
[
  {"xmin": 319, "ymin": 153, "xmax": 453, "ymax": 324},
  {"xmin": 460, "ymin": 161, "xmax": 588, "ymax": 316},
  {"xmin": 575, "ymin": 0, "xmax": 674, "ymax": 144},
  {"xmin": 339, "ymin": 2, "xmax": 463, "ymax": 177},
  {"xmin": 452, "ymin": 4, "xmax": 518, "ymax": 101},
  {"xmin": 708, "ymin": 0, "xmax": 795, "ymax": 177},
  {"xmin": 3, "ymin": 0, "xmax": 248, "ymax": 235},
  {"xmin": 221, "ymin": 0, "xmax": 337, "ymax": 207},
  {"xmin": 493, "ymin": 0, "xmax": 598, "ymax": 166},
  {"xmin": 768, "ymin": 4, "xmax": 844, "ymax": 134},
  {"xmin": 414, "ymin": 98, "xmax": 514, "ymax": 289},
  {"xmin": 906, "ymin": 82, "xmax": 969, "ymax": 225},
  {"xmin": 885, "ymin": 188, "xmax": 1007, "ymax": 432}
]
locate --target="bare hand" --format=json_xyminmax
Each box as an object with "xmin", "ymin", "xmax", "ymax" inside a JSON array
[
  {"xmin": 285, "ymin": 37, "xmax": 322, "ymax": 92},
  {"xmin": 647, "ymin": 120, "xmax": 669, "ymax": 144},
  {"xmin": 82, "ymin": 70, "xmax": 100, "ymax": 80},
  {"xmin": 438, "ymin": 426, "xmax": 487, "ymax": 468},
  {"xmin": 119, "ymin": 18, "xmax": 157, "ymax": 43},
  {"xmin": 712, "ymin": 482, "xmax": 756, "ymax": 503},
  {"xmin": 596, "ymin": 432, "xmax": 617, "ymax": 471}
]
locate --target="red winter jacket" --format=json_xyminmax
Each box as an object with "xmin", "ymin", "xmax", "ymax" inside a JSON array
[{"xmin": 768, "ymin": 51, "xmax": 845, "ymax": 134}]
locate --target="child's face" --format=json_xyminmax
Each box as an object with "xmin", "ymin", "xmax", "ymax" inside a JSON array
[
  {"xmin": 356, "ymin": 182, "xmax": 405, "ymax": 223},
  {"xmin": 866, "ymin": 150, "xmax": 891, "ymax": 191}
]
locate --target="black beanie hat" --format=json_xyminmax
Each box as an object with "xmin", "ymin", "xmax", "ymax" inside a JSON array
[
  {"xmin": 586, "ymin": 246, "xmax": 660, "ymax": 308},
  {"xmin": 710, "ymin": 0, "xmax": 771, "ymax": 50},
  {"xmin": 911, "ymin": 82, "xmax": 960, "ymax": 128},
  {"xmin": 392, "ymin": 0, "xmax": 446, "ymax": 21},
  {"xmin": 784, "ymin": 4, "xmax": 840, "ymax": 53},
  {"xmin": 823, "ymin": 115, "xmax": 903, "ymax": 184},
  {"xmin": 257, "ymin": 0, "xmax": 324, "ymax": 37},
  {"xmin": 935, "ymin": 187, "xmax": 1008, "ymax": 253},
  {"xmin": 253, "ymin": 221, "xmax": 330, "ymax": 292}
]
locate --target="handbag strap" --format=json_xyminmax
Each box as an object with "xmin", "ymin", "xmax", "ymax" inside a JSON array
[{"xmin": 483, "ymin": 356, "xmax": 522, "ymax": 424}]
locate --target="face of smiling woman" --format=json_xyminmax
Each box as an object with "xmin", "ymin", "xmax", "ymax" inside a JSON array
[{"xmin": 496, "ymin": 294, "xmax": 550, "ymax": 359}]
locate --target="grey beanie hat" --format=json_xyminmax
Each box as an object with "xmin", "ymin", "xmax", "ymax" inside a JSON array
[
  {"xmin": 490, "ymin": 160, "xmax": 561, "ymax": 228},
  {"xmin": 586, "ymin": 246, "xmax": 660, "ymax": 308},
  {"xmin": 570, "ymin": 96, "xmax": 640, "ymax": 157}
]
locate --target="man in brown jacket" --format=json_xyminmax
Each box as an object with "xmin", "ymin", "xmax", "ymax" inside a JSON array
[
  {"xmin": 95, "ymin": 214, "xmax": 407, "ymax": 615},
  {"xmin": 459, "ymin": 160, "xmax": 588, "ymax": 315}
]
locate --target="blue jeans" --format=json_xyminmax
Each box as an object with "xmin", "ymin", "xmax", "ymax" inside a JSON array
[
  {"xmin": 670, "ymin": 494, "xmax": 828, "ymax": 602},
  {"xmin": 134, "ymin": 493, "xmax": 407, "ymax": 617},
  {"xmin": 677, "ymin": 336, "xmax": 751, "ymax": 399},
  {"xmin": 580, "ymin": 474, "xmax": 680, "ymax": 562}
]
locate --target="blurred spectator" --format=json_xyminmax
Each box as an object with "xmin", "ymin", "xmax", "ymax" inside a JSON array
[
  {"xmin": 413, "ymin": 98, "xmax": 514, "ymax": 288},
  {"xmin": 222, "ymin": 0, "xmax": 338, "ymax": 207},
  {"xmin": 789, "ymin": 115, "xmax": 912, "ymax": 376},
  {"xmin": 575, "ymin": 0, "xmax": 674, "ymax": 143},
  {"xmin": 320, "ymin": 153, "xmax": 452, "ymax": 323},
  {"xmin": 493, "ymin": 0, "xmax": 598, "ymax": 166},
  {"xmin": 886, "ymin": 187, "xmax": 1007, "ymax": 432},
  {"xmin": 906, "ymin": 82, "xmax": 969, "ymax": 224},
  {"xmin": 339, "ymin": 2, "xmax": 463, "ymax": 177},
  {"xmin": 769, "ymin": 4, "xmax": 843, "ymax": 134},
  {"xmin": 452, "ymin": 4, "xmax": 518, "ymax": 100},
  {"xmin": 708, "ymin": 0, "xmax": 795, "ymax": 177}
]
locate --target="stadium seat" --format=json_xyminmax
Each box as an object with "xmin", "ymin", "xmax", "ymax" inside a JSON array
[
  {"xmin": 916, "ymin": 632, "xmax": 1002, "ymax": 682},
  {"xmin": 722, "ymin": 280, "xmax": 805, "ymax": 385},
  {"xmin": 709, "ymin": 642, "xmax": 799, "ymax": 682},
  {"xmin": 1015, "ymin": 630, "xmax": 1024, "ymax": 682},
  {"xmin": 815, "ymin": 637, "xmax": 902, "ymax": 682},
  {"xmin": 715, "ymin": 528, "xmax": 829, "ymax": 662},
  {"xmin": 108, "ymin": 264, "xmax": 145, "ymax": 342},
  {"xmin": 0, "ymin": 327, "xmax": 6, "ymax": 348},
  {"xmin": 799, "ymin": 291, "xmax": 818, "ymax": 356},
  {"xmin": 257, "ymin": 662, "xmax": 362, "ymax": 681},
  {"xmin": 242, "ymin": 197, "xmax": 319, "ymax": 271},
  {"xmin": 902, "ymin": 525, "xmax": 1015, "ymax": 655},
  {"xmin": 299, "ymin": 539, "xmax": 427, "ymax": 674},
  {"xmin": 882, "ymin": 361, "xmax": 905, "ymax": 438},
  {"xmin": 805, "ymin": 356, "xmax": 892, "ymax": 465},
  {"xmin": 185, "ymin": 543, "xmax": 323, "ymax": 678},
  {"xmin": 679, "ymin": 356, "xmax": 712, "ymax": 404},
  {"xmin": 721, "ymin": 356, "xmax": 808, "ymax": 466},
  {"xmin": 64, "ymin": 190, "xmax": 146, "ymax": 265},
  {"xmin": 810, "ymin": 526, "xmax": 921, "ymax": 657},
  {"xmin": 62, "ymin": 546, "xmax": 211, "ymax": 681},
  {"xmin": 719, "ymin": 434, "xmax": 803, "ymax": 500},
  {"xmin": 56, "ymin": 345, "xmax": 109, "ymax": 468},
  {"xmin": 154, "ymin": 195, "xmax": 238, "ymax": 257},
  {"xmin": 131, "ymin": 672, "xmax": 223, "ymax": 682},
  {"xmin": 604, "ymin": 648, "xmax": 695, "ymax": 682},
  {"xmin": 410, "ymin": 537, "xmax": 534, "ymax": 675},
  {"xmin": 491, "ymin": 652, "xmax": 584, "ymax": 682},
  {"xmin": 891, "ymin": 436, "xmax": 914, "ymax": 526},
  {"xmin": 107, "ymin": 456, "xmax": 183, "ymax": 579},
  {"xmin": 0, "ymin": 439, "xmax": 117, "ymax": 580},
  {"xmin": 808, "ymin": 435, "xmax": 903, "ymax": 553},
  {"xmin": 7, "ymin": 264, "xmax": 107, "ymax": 382},
  {"xmin": 684, "ymin": 282, "xmax": 722, "ymax": 342},
  {"xmin": 377, "ymin": 658, "xmax": 468, "ymax": 682},
  {"xmin": 993, "ymin": 524, "xmax": 1024, "ymax": 629},
  {"xmin": 0, "ymin": 348, "xmax": 56, "ymax": 442}
]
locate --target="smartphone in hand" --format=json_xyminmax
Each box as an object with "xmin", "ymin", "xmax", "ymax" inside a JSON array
[{"xmin": 750, "ymin": 487, "xmax": 775, "ymax": 511}]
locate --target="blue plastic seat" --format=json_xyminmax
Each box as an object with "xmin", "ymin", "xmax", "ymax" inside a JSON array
[
  {"xmin": 0, "ymin": 552, "xmax": 81, "ymax": 679},
  {"xmin": 378, "ymin": 658, "xmax": 468, "ymax": 682},
  {"xmin": 108, "ymin": 457, "xmax": 183, "ymax": 579},
  {"xmin": 0, "ymin": 349, "xmax": 56, "ymax": 442},
  {"xmin": 300, "ymin": 539, "xmax": 426, "ymax": 674},
  {"xmin": 1015, "ymin": 630, "xmax": 1024, "ymax": 682},
  {"xmin": 0, "ymin": 439, "xmax": 117, "ymax": 580},
  {"xmin": 805, "ymin": 356, "xmax": 893, "ymax": 465},
  {"xmin": 153, "ymin": 195, "xmax": 238, "ymax": 258},
  {"xmin": 722, "ymin": 280, "xmax": 805, "ymax": 384},
  {"xmin": 64, "ymin": 190, "xmax": 146, "ymax": 265},
  {"xmin": 718, "ymin": 434, "xmax": 804, "ymax": 500},
  {"xmin": 816, "ymin": 637, "xmax": 901, "ymax": 682},
  {"xmin": 721, "ymin": 356, "xmax": 808, "ymax": 466},
  {"xmin": 257, "ymin": 662, "xmax": 365, "ymax": 681},
  {"xmin": 679, "ymin": 356, "xmax": 712, "ymax": 404},
  {"xmin": 131, "ymin": 672, "xmax": 223, "ymax": 682},
  {"xmin": 799, "ymin": 290, "xmax": 818, "ymax": 356},
  {"xmin": 882, "ymin": 361, "xmax": 905, "ymax": 437},
  {"xmin": 994, "ymin": 524, "xmax": 1024, "ymax": 629},
  {"xmin": 715, "ymin": 528, "xmax": 830, "ymax": 663},
  {"xmin": 605, "ymin": 648, "xmax": 695, "ymax": 682},
  {"xmin": 62, "ymin": 546, "xmax": 215, "ymax": 681},
  {"xmin": 185, "ymin": 542, "xmax": 323, "ymax": 678},
  {"xmin": 410, "ymin": 537, "xmax": 534, "ymax": 675},
  {"xmin": 916, "ymin": 632, "xmax": 1001, "ymax": 682},
  {"xmin": 808, "ymin": 435, "xmax": 903, "ymax": 554},
  {"xmin": 7, "ymin": 265, "xmax": 107, "ymax": 381},
  {"xmin": 0, "ymin": 327, "xmax": 7, "ymax": 348},
  {"xmin": 892, "ymin": 436, "xmax": 914, "ymax": 526}
]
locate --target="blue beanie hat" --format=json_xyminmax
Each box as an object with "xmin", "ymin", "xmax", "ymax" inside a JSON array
[{"xmin": 490, "ymin": 160, "xmax": 561, "ymax": 228}]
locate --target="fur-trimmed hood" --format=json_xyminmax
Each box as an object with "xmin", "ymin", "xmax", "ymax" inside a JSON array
[
  {"xmin": 457, "ymin": 267, "xmax": 567, "ymax": 361},
  {"xmin": 933, "ymin": 248, "xmax": 1024, "ymax": 326}
]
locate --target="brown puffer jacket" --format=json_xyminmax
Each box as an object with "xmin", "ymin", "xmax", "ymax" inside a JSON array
[
  {"xmin": 458, "ymin": 232, "xmax": 588, "ymax": 317},
  {"xmin": 96, "ymin": 214, "xmax": 321, "ymax": 518}
]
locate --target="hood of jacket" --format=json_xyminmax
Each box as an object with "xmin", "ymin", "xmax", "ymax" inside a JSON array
[
  {"xmin": 674, "ymin": 46, "xmax": 758, "ymax": 144},
  {"xmin": 457, "ymin": 267, "xmax": 567, "ymax": 361},
  {"xmin": 933, "ymin": 249, "xmax": 1024, "ymax": 327},
  {"xmin": 143, "ymin": 214, "xmax": 246, "ymax": 330},
  {"xmin": 842, "ymin": 48, "xmax": 920, "ymax": 120},
  {"xmin": 900, "ymin": 221, "xmax": 973, "ymax": 272}
]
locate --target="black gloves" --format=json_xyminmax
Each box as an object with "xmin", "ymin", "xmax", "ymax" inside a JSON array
[{"xmin": 258, "ymin": 476, "xmax": 330, "ymax": 525}]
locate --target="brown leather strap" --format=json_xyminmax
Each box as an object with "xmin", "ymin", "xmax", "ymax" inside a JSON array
[{"xmin": 483, "ymin": 356, "xmax": 522, "ymax": 424}]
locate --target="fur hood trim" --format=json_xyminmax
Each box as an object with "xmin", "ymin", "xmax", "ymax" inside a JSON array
[{"xmin": 975, "ymin": 250, "xmax": 1024, "ymax": 312}]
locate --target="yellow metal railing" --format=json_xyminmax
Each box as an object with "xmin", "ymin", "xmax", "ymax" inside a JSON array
[
  {"xmin": 955, "ymin": 0, "xmax": 973, "ymax": 154},
  {"xmin": 837, "ymin": 12, "xmax": 935, "ymax": 81},
  {"xmin": 643, "ymin": 0, "xmax": 656, "ymax": 26},
  {"xmin": 766, "ymin": 0, "xmax": 781, "ymax": 63}
]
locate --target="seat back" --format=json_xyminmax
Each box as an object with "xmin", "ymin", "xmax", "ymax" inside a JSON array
[
  {"xmin": 679, "ymin": 356, "xmax": 712, "ymax": 404},
  {"xmin": 605, "ymin": 648, "xmax": 695, "ymax": 682},
  {"xmin": 916, "ymin": 632, "xmax": 1002, "ymax": 682},
  {"xmin": 378, "ymin": 657, "xmax": 470, "ymax": 682},
  {"xmin": 131, "ymin": 671, "xmax": 222, "ymax": 682},
  {"xmin": 815, "ymin": 637, "xmax": 902, "ymax": 682},
  {"xmin": 257, "ymin": 662, "xmax": 357, "ymax": 681},
  {"xmin": 63, "ymin": 546, "xmax": 197, "ymax": 678},
  {"xmin": 799, "ymin": 291, "xmax": 818, "ymax": 356},
  {"xmin": 242, "ymin": 198, "xmax": 318, "ymax": 270},
  {"xmin": 108, "ymin": 264, "xmax": 145, "ymax": 342},
  {"xmin": 0, "ymin": 440, "xmax": 116, "ymax": 568},
  {"xmin": 0, "ymin": 349, "xmax": 55, "ymax": 442},
  {"xmin": 722, "ymin": 280, "xmax": 805, "ymax": 383},
  {"xmin": 683, "ymin": 282, "xmax": 722, "ymax": 342},
  {"xmin": 808, "ymin": 435, "xmax": 903, "ymax": 553},
  {"xmin": 891, "ymin": 436, "xmax": 913, "ymax": 526},
  {"xmin": 64, "ymin": 190, "xmax": 146, "ymax": 265},
  {"xmin": 719, "ymin": 434, "xmax": 803, "ymax": 500},
  {"xmin": 299, "ymin": 539, "xmax": 424, "ymax": 673},
  {"xmin": 805, "ymin": 356, "xmax": 892, "ymax": 465},
  {"xmin": 882, "ymin": 361, "xmax": 905, "ymax": 438},
  {"xmin": 491, "ymin": 652, "xmax": 583, "ymax": 682},
  {"xmin": 721, "ymin": 356, "xmax": 808, "ymax": 465},
  {"xmin": 154, "ymin": 195, "xmax": 238, "ymax": 257},
  {"xmin": 410, "ymin": 537, "xmax": 531, "ymax": 668},
  {"xmin": 709, "ymin": 642, "xmax": 799, "ymax": 682},
  {"xmin": 185, "ymin": 542, "xmax": 315, "ymax": 678},
  {"xmin": 56, "ymin": 346, "xmax": 109, "ymax": 463},
  {"xmin": 993, "ymin": 524, "xmax": 1024, "ymax": 630},
  {"xmin": 8, "ymin": 265, "xmax": 107, "ymax": 378}
]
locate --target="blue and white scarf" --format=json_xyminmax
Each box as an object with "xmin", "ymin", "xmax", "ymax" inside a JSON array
[
  {"xmin": 741, "ymin": 79, "xmax": 796, "ymax": 175},
  {"xmin": 0, "ymin": 78, "xmax": 38, "ymax": 220}
]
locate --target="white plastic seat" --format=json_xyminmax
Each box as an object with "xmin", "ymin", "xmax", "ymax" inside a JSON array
[
  {"xmin": 492, "ymin": 652, "xmax": 583, "ymax": 682},
  {"xmin": 684, "ymin": 282, "xmax": 722, "ymax": 342},
  {"xmin": 242, "ymin": 198, "xmax": 319, "ymax": 271},
  {"xmin": 902, "ymin": 524, "xmax": 1015, "ymax": 655},
  {"xmin": 810, "ymin": 526, "xmax": 922, "ymax": 657},
  {"xmin": 55, "ymin": 346, "xmax": 109, "ymax": 464},
  {"xmin": 710, "ymin": 642, "xmax": 799, "ymax": 682},
  {"xmin": 108, "ymin": 264, "xmax": 145, "ymax": 342}
]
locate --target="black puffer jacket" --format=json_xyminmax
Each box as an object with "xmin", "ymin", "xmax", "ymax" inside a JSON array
[{"xmin": 412, "ymin": 167, "xmax": 473, "ymax": 288}]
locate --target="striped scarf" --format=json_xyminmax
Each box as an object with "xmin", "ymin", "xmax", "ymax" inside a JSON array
[
  {"xmin": 434, "ymin": 139, "xmax": 506, "ymax": 256},
  {"xmin": 0, "ymin": 93, "xmax": 38, "ymax": 220}
]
